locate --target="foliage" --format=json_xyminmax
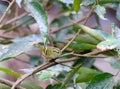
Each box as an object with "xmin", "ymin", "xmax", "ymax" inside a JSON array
[{"xmin": 0, "ymin": 0, "xmax": 120, "ymax": 89}]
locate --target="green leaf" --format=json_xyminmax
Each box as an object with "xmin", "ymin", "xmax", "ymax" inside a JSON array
[
  {"xmin": 86, "ymin": 73, "xmax": 114, "ymax": 89},
  {"xmin": 28, "ymin": 55, "xmax": 43, "ymax": 67},
  {"xmin": 73, "ymin": 0, "xmax": 82, "ymax": 13},
  {"xmin": 79, "ymin": 24, "xmax": 104, "ymax": 41},
  {"xmin": 76, "ymin": 67, "xmax": 100, "ymax": 83},
  {"xmin": 21, "ymin": 81, "xmax": 43, "ymax": 89},
  {"xmin": 46, "ymin": 83, "xmax": 64, "ymax": 89},
  {"xmin": 0, "ymin": 41, "xmax": 34, "ymax": 61},
  {"xmin": 75, "ymin": 34, "xmax": 100, "ymax": 45},
  {"xmin": 60, "ymin": 0, "xmax": 73, "ymax": 4},
  {"xmin": 81, "ymin": 0, "xmax": 96, "ymax": 6},
  {"xmin": 38, "ymin": 71, "xmax": 54, "ymax": 81},
  {"xmin": 94, "ymin": 5, "xmax": 107, "ymax": 20},
  {"xmin": 69, "ymin": 43, "xmax": 96, "ymax": 50},
  {"xmin": 25, "ymin": 1, "xmax": 49, "ymax": 44},
  {"xmin": 81, "ymin": 0, "xmax": 119, "ymax": 6},
  {"xmin": 0, "ymin": 83, "xmax": 10, "ymax": 89},
  {"xmin": 0, "ymin": 34, "xmax": 43, "ymax": 61},
  {"xmin": 95, "ymin": 29, "xmax": 113, "ymax": 40},
  {"xmin": 97, "ymin": 39, "xmax": 119, "ymax": 51},
  {"xmin": 0, "ymin": 67, "xmax": 21, "ymax": 78}
]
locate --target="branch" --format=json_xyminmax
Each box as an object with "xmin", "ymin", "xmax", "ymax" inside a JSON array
[
  {"xmin": 0, "ymin": 77, "xmax": 25, "ymax": 89},
  {"xmin": 4, "ymin": 17, "xmax": 32, "ymax": 33},
  {"xmin": 0, "ymin": 0, "xmax": 15, "ymax": 24},
  {"xmin": 0, "ymin": 12, "xmax": 28, "ymax": 28}
]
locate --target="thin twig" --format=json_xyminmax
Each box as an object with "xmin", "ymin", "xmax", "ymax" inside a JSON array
[
  {"xmin": 50, "ymin": 18, "xmax": 86, "ymax": 33},
  {"xmin": 61, "ymin": 29, "xmax": 81, "ymax": 52},
  {"xmin": 4, "ymin": 17, "xmax": 32, "ymax": 33},
  {"xmin": 0, "ymin": 0, "xmax": 15, "ymax": 24},
  {"xmin": 14, "ymin": 58, "xmax": 29, "ymax": 64},
  {"xmin": 72, "ymin": 53, "xmax": 106, "ymax": 58},
  {"xmin": 61, "ymin": 63, "xmax": 82, "ymax": 88},
  {"xmin": 0, "ymin": 77, "xmax": 25, "ymax": 89},
  {"xmin": 0, "ymin": 12, "xmax": 28, "ymax": 28}
]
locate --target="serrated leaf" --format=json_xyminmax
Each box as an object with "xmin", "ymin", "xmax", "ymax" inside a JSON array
[
  {"xmin": 25, "ymin": 1, "xmax": 49, "ymax": 44},
  {"xmin": 0, "ymin": 67, "xmax": 21, "ymax": 78},
  {"xmin": 76, "ymin": 67, "xmax": 100, "ymax": 83},
  {"xmin": 116, "ymin": 3, "xmax": 120, "ymax": 21},
  {"xmin": 86, "ymin": 73, "xmax": 114, "ymax": 89},
  {"xmin": 94, "ymin": 5, "xmax": 107, "ymax": 20},
  {"xmin": 97, "ymin": 39, "xmax": 119, "ymax": 51},
  {"xmin": 73, "ymin": 0, "xmax": 82, "ymax": 13}
]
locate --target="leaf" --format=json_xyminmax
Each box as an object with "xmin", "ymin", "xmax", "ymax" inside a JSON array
[
  {"xmin": 12, "ymin": 34, "xmax": 42, "ymax": 43},
  {"xmin": 46, "ymin": 83, "xmax": 64, "ymax": 89},
  {"xmin": 94, "ymin": 5, "xmax": 107, "ymax": 20},
  {"xmin": 79, "ymin": 24, "xmax": 104, "ymax": 41},
  {"xmin": 25, "ymin": 1, "xmax": 49, "ymax": 44},
  {"xmin": 0, "ymin": 34, "xmax": 43, "ymax": 61},
  {"xmin": 75, "ymin": 34, "xmax": 100, "ymax": 45},
  {"xmin": 69, "ymin": 43, "xmax": 96, "ymax": 50},
  {"xmin": 111, "ymin": 23, "xmax": 120, "ymax": 40},
  {"xmin": 95, "ymin": 29, "xmax": 113, "ymax": 40},
  {"xmin": 110, "ymin": 23, "xmax": 120, "ymax": 54},
  {"xmin": 28, "ymin": 55, "xmax": 43, "ymax": 67},
  {"xmin": 0, "ymin": 83, "xmax": 10, "ymax": 89},
  {"xmin": 16, "ymin": 0, "xmax": 23, "ymax": 7},
  {"xmin": 81, "ymin": 0, "xmax": 119, "ymax": 6},
  {"xmin": 76, "ymin": 67, "xmax": 100, "ymax": 83},
  {"xmin": 60, "ymin": 0, "xmax": 73, "ymax": 4},
  {"xmin": 21, "ymin": 81, "xmax": 43, "ymax": 89},
  {"xmin": 0, "ymin": 41, "xmax": 34, "ymax": 61},
  {"xmin": 116, "ymin": 3, "xmax": 120, "ymax": 21},
  {"xmin": 97, "ymin": 39, "xmax": 119, "ymax": 51},
  {"xmin": 0, "ymin": 67, "xmax": 21, "ymax": 78},
  {"xmin": 73, "ymin": 0, "xmax": 82, "ymax": 13},
  {"xmin": 38, "ymin": 70, "xmax": 54, "ymax": 81},
  {"xmin": 86, "ymin": 73, "xmax": 114, "ymax": 89},
  {"xmin": 81, "ymin": 0, "xmax": 96, "ymax": 6}
]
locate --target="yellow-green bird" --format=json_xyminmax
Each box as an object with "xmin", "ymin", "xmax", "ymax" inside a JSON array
[{"xmin": 35, "ymin": 44, "xmax": 61, "ymax": 59}]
